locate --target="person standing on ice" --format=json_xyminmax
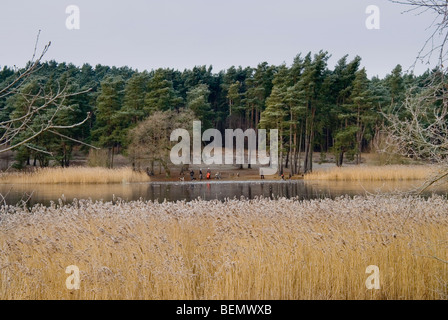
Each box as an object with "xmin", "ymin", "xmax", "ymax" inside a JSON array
[{"xmin": 206, "ymin": 168, "xmax": 211, "ymax": 180}]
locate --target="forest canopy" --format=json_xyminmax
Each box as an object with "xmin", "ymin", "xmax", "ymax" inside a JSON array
[{"xmin": 0, "ymin": 52, "xmax": 439, "ymax": 172}]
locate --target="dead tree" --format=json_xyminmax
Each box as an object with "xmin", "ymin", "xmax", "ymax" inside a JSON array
[
  {"xmin": 382, "ymin": 77, "xmax": 448, "ymax": 192},
  {"xmin": 383, "ymin": 1, "xmax": 448, "ymax": 192}
]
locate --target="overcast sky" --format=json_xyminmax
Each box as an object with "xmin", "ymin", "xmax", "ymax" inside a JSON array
[{"xmin": 0, "ymin": 0, "xmax": 441, "ymax": 78}]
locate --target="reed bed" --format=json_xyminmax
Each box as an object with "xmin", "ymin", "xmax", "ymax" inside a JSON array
[
  {"xmin": 0, "ymin": 167, "xmax": 150, "ymax": 184},
  {"xmin": 305, "ymin": 165, "xmax": 438, "ymax": 181},
  {"xmin": 1, "ymin": 196, "xmax": 447, "ymax": 300}
]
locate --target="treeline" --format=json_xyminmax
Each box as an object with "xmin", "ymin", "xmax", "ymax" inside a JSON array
[{"xmin": 0, "ymin": 51, "xmax": 437, "ymax": 172}]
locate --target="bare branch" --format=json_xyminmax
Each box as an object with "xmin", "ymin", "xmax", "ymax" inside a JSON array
[
  {"xmin": 382, "ymin": 72, "xmax": 448, "ymax": 191},
  {"xmin": 48, "ymin": 129, "xmax": 99, "ymax": 150},
  {"xmin": 0, "ymin": 32, "xmax": 50, "ymax": 99},
  {"xmin": 390, "ymin": 0, "xmax": 448, "ymax": 68},
  {"xmin": 0, "ymin": 33, "xmax": 95, "ymax": 158}
]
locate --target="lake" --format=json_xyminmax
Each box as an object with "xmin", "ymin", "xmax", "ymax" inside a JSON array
[{"xmin": 0, "ymin": 179, "xmax": 446, "ymax": 206}]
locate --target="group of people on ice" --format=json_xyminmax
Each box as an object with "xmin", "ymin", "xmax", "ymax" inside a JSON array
[{"xmin": 188, "ymin": 168, "xmax": 221, "ymax": 181}]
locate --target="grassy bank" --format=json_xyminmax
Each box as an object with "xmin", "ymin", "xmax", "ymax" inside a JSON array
[
  {"xmin": 1, "ymin": 196, "xmax": 447, "ymax": 300},
  {"xmin": 304, "ymin": 165, "xmax": 438, "ymax": 181},
  {"xmin": 0, "ymin": 167, "xmax": 150, "ymax": 184}
]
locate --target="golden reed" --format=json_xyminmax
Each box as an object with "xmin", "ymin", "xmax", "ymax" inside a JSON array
[
  {"xmin": 305, "ymin": 165, "xmax": 438, "ymax": 181},
  {"xmin": 0, "ymin": 167, "xmax": 150, "ymax": 184},
  {"xmin": 0, "ymin": 196, "xmax": 447, "ymax": 300}
]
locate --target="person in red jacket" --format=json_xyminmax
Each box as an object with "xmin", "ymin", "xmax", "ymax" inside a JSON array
[{"xmin": 206, "ymin": 168, "xmax": 211, "ymax": 180}]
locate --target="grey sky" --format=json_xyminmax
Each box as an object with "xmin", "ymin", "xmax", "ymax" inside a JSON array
[{"xmin": 0, "ymin": 0, "xmax": 440, "ymax": 78}]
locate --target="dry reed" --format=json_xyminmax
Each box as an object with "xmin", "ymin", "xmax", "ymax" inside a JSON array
[
  {"xmin": 0, "ymin": 196, "xmax": 447, "ymax": 300},
  {"xmin": 305, "ymin": 165, "xmax": 438, "ymax": 181},
  {"xmin": 0, "ymin": 167, "xmax": 150, "ymax": 184}
]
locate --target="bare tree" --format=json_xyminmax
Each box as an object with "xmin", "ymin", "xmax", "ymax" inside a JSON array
[
  {"xmin": 128, "ymin": 109, "xmax": 195, "ymax": 178},
  {"xmin": 383, "ymin": 1, "xmax": 448, "ymax": 192},
  {"xmin": 389, "ymin": 3, "xmax": 448, "ymax": 287},
  {"xmin": 0, "ymin": 31, "xmax": 96, "ymax": 159},
  {"xmin": 382, "ymin": 76, "xmax": 448, "ymax": 191}
]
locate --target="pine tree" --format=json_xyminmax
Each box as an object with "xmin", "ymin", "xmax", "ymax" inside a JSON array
[
  {"xmin": 7, "ymin": 79, "xmax": 41, "ymax": 168},
  {"xmin": 385, "ymin": 64, "xmax": 405, "ymax": 109},
  {"xmin": 227, "ymin": 81, "xmax": 243, "ymax": 127},
  {"xmin": 91, "ymin": 75, "xmax": 125, "ymax": 167},
  {"xmin": 260, "ymin": 65, "xmax": 291, "ymax": 174},
  {"xmin": 344, "ymin": 68, "xmax": 374, "ymax": 164},
  {"xmin": 144, "ymin": 69, "xmax": 183, "ymax": 114},
  {"xmin": 244, "ymin": 62, "xmax": 276, "ymax": 130},
  {"xmin": 186, "ymin": 83, "xmax": 213, "ymax": 129},
  {"xmin": 297, "ymin": 51, "xmax": 330, "ymax": 173},
  {"xmin": 122, "ymin": 72, "xmax": 150, "ymax": 124}
]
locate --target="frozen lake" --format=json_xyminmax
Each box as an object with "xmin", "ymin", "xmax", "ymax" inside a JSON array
[{"xmin": 0, "ymin": 179, "xmax": 446, "ymax": 206}]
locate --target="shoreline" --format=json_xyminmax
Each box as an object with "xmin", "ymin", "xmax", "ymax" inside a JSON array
[{"xmin": 0, "ymin": 163, "xmax": 439, "ymax": 184}]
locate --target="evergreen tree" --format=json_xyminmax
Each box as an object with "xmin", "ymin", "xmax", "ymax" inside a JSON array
[
  {"xmin": 297, "ymin": 51, "xmax": 330, "ymax": 173},
  {"xmin": 186, "ymin": 83, "xmax": 213, "ymax": 129},
  {"xmin": 227, "ymin": 81, "xmax": 244, "ymax": 127},
  {"xmin": 122, "ymin": 72, "xmax": 150, "ymax": 124},
  {"xmin": 91, "ymin": 76, "xmax": 125, "ymax": 167},
  {"xmin": 385, "ymin": 64, "xmax": 405, "ymax": 109},
  {"xmin": 144, "ymin": 69, "xmax": 183, "ymax": 114},
  {"xmin": 260, "ymin": 65, "xmax": 291, "ymax": 174},
  {"xmin": 7, "ymin": 79, "xmax": 41, "ymax": 168},
  {"xmin": 244, "ymin": 62, "xmax": 276, "ymax": 130},
  {"xmin": 341, "ymin": 68, "xmax": 374, "ymax": 165}
]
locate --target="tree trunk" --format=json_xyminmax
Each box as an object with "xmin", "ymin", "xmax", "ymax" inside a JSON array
[
  {"xmin": 255, "ymin": 109, "xmax": 259, "ymax": 134},
  {"xmin": 303, "ymin": 116, "xmax": 310, "ymax": 173},
  {"xmin": 279, "ymin": 126, "xmax": 284, "ymax": 175},
  {"xmin": 110, "ymin": 146, "xmax": 115, "ymax": 169},
  {"xmin": 357, "ymin": 125, "xmax": 366, "ymax": 165},
  {"xmin": 292, "ymin": 130, "xmax": 297, "ymax": 175},
  {"xmin": 289, "ymin": 109, "xmax": 293, "ymax": 173},
  {"xmin": 304, "ymin": 107, "xmax": 315, "ymax": 173},
  {"xmin": 297, "ymin": 122, "xmax": 303, "ymax": 174},
  {"xmin": 308, "ymin": 128, "xmax": 314, "ymax": 173},
  {"xmin": 336, "ymin": 152, "xmax": 344, "ymax": 167}
]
